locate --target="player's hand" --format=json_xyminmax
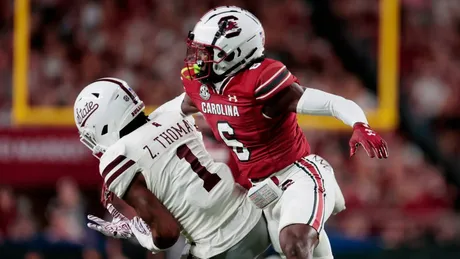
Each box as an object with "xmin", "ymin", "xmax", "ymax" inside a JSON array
[
  {"xmin": 87, "ymin": 204, "xmax": 133, "ymax": 239},
  {"xmin": 128, "ymin": 216, "xmax": 160, "ymax": 253},
  {"xmin": 349, "ymin": 122, "xmax": 389, "ymax": 159}
]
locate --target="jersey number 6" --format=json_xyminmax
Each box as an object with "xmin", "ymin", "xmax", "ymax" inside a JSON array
[{"xmin": 217, "ymin": 121, "xmax": 250, "ymax": 162}]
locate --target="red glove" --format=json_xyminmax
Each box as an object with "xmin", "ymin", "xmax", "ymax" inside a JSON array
[{"xmin": 349, "ymin": 122, "xmax": 389, "ymax": 159}]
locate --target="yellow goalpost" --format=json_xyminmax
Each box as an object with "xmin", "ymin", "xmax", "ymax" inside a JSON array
[{"xmin": 13, "ymin": 0, "xmax": 399, "ymax": 130}]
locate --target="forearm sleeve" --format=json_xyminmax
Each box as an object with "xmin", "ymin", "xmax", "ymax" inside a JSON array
[{"xmin": 296, "ymin": 88, "xmax": 368, "ymax": 127}]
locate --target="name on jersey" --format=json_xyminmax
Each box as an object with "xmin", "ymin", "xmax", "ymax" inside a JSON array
[
  {"xmin": 153, "ymin": 119, "xmax": 194, "ymax": 149},
  {"xmin": 201, "ymin": 102, "xmax": 240, "ymax": 117}
]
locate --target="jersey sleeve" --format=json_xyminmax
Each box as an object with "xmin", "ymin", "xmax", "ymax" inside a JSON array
[
  {"xmin": 99, "ymin": 142, "xmax": 140, "ymax": 198},
  {"xmin": 149, "ymin": 93, "xmax": 198, "ymax": 127},
  {"xmin": 254, "ymin": 60, "xmax": 298, "ymax": 101},
  {"xmin": 149, "ymin": 93, "xmax": 186, "ymax": 116}
]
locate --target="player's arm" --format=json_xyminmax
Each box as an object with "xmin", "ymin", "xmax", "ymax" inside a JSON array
[
  {"xmin": 91, "ymin": 185, "xmax": 173, "ymax": 258},
  {"xmin": 263, "ymin": 83, "xmax": 368, "ymax": 127},
  {"xmin": 181, "ymin": 93, "xmax": 199, "ymax": 115},
  {"xmin": 150, "ymin": 93, "xmax": 198, "ymax": 117},
  {"xmin": 256, "ymin": 62, "xmax": 388, "ymax": 159},
  {"xmin": 123, "ymin": 172, "xmax": 181, "ymax": 250},
  {"xmin": 100, "ymin": 146, "xmax": 180, "ymax": 252}
]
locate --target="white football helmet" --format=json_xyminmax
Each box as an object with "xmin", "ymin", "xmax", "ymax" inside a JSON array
[
  {"xmin": 74, "ymin": 78, "xmax": 145, "ymax": 158},
  {"xmin": 185, "ymin": 6, "xmax": 265, "ymax": 83}
]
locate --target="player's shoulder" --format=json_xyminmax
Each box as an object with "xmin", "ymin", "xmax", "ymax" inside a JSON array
[
  {"xmin": 254, "ymin": 58, "xmax": 291, "ymax": 83},
  {"xmin": 149, "ymin": 106, "xmax": 196, "ymax": 133},
  {"xmin": 246, "ymin": 58, "xmax": 295, "ymax": 101},
  {"xmin": 260, "ymin": 58, "xmax": 286, "ymax": 69},
  {"xmin": 239, "ymin": 58, "xmax": 288, "ymax": 81},
  {"xmin": 244, "ymin": 58, "xmax": 287, "ymax": 75},
  {"xmin": 99, "ymin": 141, "xmax": 130, "ymax": 173},
  {"xmin": 231, "ymin": 58, "xmax": 279, "ymax": 91},
  {"xmin": 99, "ymin": 140, "xmax": 140, "ymax": 197},
  {"xmin": 149, "ymin": 100, "xmax": 185, "ymax": 122},
  {"xmin": 153, "ymin": 93, "xmax": 185, "ymax": 113}
]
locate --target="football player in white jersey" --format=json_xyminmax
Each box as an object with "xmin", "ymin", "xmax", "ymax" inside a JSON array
[{"xmin": 73, "ymin": 78, "xmax": 270, "ymax": 259}]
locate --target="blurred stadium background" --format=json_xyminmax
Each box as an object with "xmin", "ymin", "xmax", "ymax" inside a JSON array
[{"xmin": 1, "ymin": 0, "xmax": 460, "ymax": 258}]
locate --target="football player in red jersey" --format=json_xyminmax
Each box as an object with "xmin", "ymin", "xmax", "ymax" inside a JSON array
[{"xmin": 179, "ymin": 6, "xmax": 388, "ymax": 259}]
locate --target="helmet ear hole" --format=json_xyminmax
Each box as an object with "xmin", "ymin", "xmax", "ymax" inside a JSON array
[
  {"xmin": 224, "ymin": 52, "xmax": 235, "ymax": 62},
  {"xmin": 217, "ymin": 51, "xmax": 226, "ymax": 58}
]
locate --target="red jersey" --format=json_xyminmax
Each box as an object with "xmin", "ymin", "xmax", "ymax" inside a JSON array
[
  {"xmin": 202, "ymin": 134, "xmax": 252, "ymax": 189},
  {"xmin": 182, "ymin": 58, "xmax": 310, "ymax": 179}
]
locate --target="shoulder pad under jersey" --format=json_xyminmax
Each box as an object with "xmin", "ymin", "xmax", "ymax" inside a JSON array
[
  {"xmin": 253, "ymin": 59, "xmax": 297, "ymax": 101},
  {"xmin": 99, "ymin": 142, "xmax": 140, "ymax": 198}
]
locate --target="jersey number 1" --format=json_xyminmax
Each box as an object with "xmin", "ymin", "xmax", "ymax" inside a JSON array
[{"xmin": 176, "ymin": 144, "xmax": 221, "ymax": 192}]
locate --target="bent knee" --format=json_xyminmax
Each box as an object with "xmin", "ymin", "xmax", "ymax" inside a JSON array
[{"xmin": 279, "ymin": 224, "xmax": 319, "ymax": 258}]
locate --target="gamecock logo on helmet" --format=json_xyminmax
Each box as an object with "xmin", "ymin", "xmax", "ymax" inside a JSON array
[{"xmin": 218, "ymin": 16, "xmax": 242, "ymax": 38}]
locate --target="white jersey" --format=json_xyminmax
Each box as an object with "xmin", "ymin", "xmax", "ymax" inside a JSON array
[{"xmin": 99, "ymin": 95, "xmax": 261, "ymax": 258}]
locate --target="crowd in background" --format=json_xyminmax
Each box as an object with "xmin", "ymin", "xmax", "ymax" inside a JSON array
[
  {"xmin": 1, "ymin": 0, "xmax": 460, "ymax": 258},
  {"xmin": 327, "ymin": 0, "xmax": 460, "ymax": 247},
  {"xmin": 331, "ymin": 0, "xmax": 460, "ymax": 172}
]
